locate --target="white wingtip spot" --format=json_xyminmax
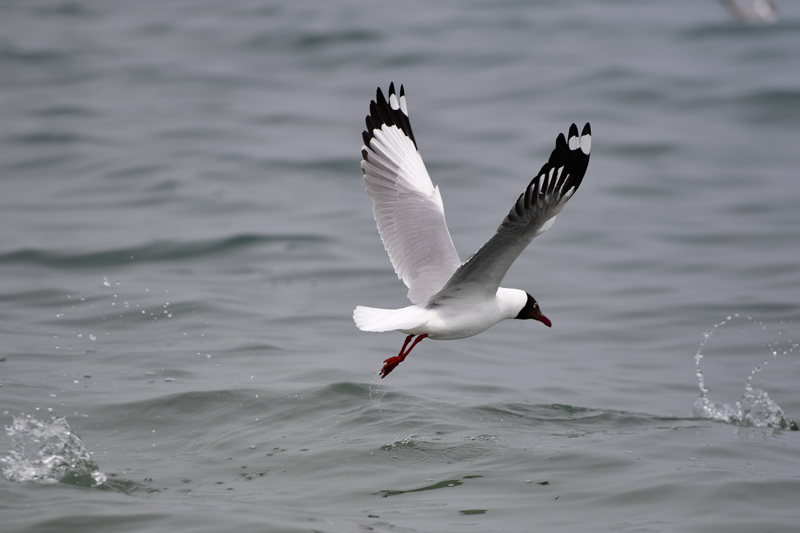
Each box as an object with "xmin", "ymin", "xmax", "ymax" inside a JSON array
[
  {"xmin": 389, "ymin": 93, "xmax": 400, "ymax": 110},
  {"xmin": 568, "ymin": 134, "xmax": 579, "ymax": 151},
  {"xmin": 399, "ymin": 94, "xmax": 408, "ymax": 116},
  {"xmin": 580, "ymin": 133, "xmax": 592, "ymax": 155},
  {"xmin": 536, "ymin": 215, "xmax": 557, "ymax": 236}
]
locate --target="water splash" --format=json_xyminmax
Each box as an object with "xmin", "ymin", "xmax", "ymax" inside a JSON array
[
  {"xmin": 693, "ymin": 315, "xmax": 798, "ymax": 430},
  {"xmin": 1, "ymin": 414, "xmax": 107, "ymax": 486}
]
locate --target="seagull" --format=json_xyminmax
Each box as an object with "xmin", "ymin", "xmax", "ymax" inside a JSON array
[
  {"xmin": 354, "ymin": 83, "xmax": 591, "ymax": 378},
  {"xmin": 719, "ymin": 0, "xmax": 778, "ymax": 25}
]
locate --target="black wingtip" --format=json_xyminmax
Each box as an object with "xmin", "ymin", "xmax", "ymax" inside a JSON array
[
  {"xmin": 523, "ymin": 122, "xmax": 592, "ymax": 208},
  {"xmin": 374, "ymin": 87, "xmax": 390, "ymax": 121},
  {"xmin": 362, "ymin": 83, "xmax": 418, "ymax": 150},
  {"xmin": 555, "ymin": 132, "xmax": 567, "ymax": 149},
  {"xmin": 569, "ymin": 123, "xmax": 579, "ymax": 139},
  {"xmin": 552, "ymin": 133, "xmax": 568, "ymax": 162}
]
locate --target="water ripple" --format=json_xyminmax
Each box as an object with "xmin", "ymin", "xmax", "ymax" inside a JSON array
[{"xmin": 0, "ymin": 234, "xmax": 328, "ymax": 268}]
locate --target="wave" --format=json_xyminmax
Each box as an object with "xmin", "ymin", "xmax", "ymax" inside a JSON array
[{"xmin": 0, "ymin": 233, "xmax": 328, "ymax": 269}]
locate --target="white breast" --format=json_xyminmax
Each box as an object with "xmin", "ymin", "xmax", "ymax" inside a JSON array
[{"xmin": 401, "ymin": 287, "xmax": 528, "ymax": 340}]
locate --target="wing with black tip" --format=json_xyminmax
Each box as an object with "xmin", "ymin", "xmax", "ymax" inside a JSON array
[
  {"xmin": 429, "ymin": 123, "xmax": 592, "ymax": 304},
  {"xmin": 361, "ymin": 83, "xmax": 462, "ymax": 304}
]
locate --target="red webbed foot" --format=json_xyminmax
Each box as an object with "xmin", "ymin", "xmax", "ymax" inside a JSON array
[
  {"xmin": 378, "ymin": 334, "xmax": 427, "ymax": 378},
  {"xmin": 380, "ymin": 355, "xmax": 404, "ymax": 378}
]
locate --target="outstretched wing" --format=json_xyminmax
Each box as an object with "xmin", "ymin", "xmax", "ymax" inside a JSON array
[
  {"xmin": 361, "ymin": 83, "xmax": 462, "ymax": 304},
  {"xmin": 429, "ymin": 123, "xmax": 592, "ymax": 304}
]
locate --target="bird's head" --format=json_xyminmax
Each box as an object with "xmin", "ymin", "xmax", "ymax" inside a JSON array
[{"xmin": 514, "ymin": 293, "xmax": 551, "ymax": 327}]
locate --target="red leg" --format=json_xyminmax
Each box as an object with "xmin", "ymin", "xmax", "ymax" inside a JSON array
[
  {"xmin": 380, "ymin": 334, "xmax": 428, "ymax": 378},
  {"xmin": 397, "ymin": 334, "xmax": 414, "ymax": 355}
]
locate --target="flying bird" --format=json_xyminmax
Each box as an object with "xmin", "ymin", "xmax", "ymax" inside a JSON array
[
  {"xmin": 719, "ymin": 0, "xmax": 778, "ymax": 25},
  {"xmin": 354, "ymin": 83, "xmax": 591, "ymax": 378}
]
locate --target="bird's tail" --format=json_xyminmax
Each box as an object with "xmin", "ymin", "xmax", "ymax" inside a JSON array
[{"xmin": 353, "ymin": 306, "xmax": 426, "ymax": 333}]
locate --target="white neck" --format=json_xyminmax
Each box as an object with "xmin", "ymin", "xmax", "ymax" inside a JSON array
[{"xmin": 496, "ymin": 287, "xmax": 528, "ymax": 319}]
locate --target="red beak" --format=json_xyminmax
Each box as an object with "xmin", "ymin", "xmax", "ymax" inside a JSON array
[{"xmin": 536, "ymin": 313, "xmax": 552, "ymax": 328}]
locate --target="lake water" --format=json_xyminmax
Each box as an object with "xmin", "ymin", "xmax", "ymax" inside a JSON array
[{"xmin": 2, "ymin": 1, "xmax": 800, "ymax": 531}]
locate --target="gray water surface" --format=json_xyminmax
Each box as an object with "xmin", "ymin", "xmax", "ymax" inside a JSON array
[{"xmin": 2, "ymin": 1, "xmax": 800, "ymax": 532}]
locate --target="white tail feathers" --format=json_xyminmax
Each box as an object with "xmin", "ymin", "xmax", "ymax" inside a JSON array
[{"xmin": 353, "ymin": 305, "xmax": 426, "ymax": 333}]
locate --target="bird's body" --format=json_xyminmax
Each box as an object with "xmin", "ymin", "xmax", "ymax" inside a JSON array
[
  {"xmin": 355, "ymin": 83, "xmax": 591, "ymax": 377},
  {"xmin": 355, "ymin": 287, "xmax": 529, "ymax": 341}
]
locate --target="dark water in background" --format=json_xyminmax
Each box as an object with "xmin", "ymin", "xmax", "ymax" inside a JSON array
[{"xmin": 2, "ymin": 1, "xmax": 800, "ymax": 531}]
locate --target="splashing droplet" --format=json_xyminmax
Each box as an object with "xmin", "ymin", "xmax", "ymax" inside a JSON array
[
  {"xmin": 0, "ymin": 415, "xmax": 107, "ymax": 486},
  {"xmin": 693, "ymin": 317, "xmax": 798, "ymax": 430}
]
